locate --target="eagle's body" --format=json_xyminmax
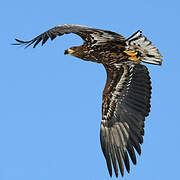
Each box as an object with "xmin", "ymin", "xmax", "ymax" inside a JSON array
[
  {"xmin": 13, "ymin": 24, "xmax": 162, "ymax": 177},
  {"xmin": 75, "ymin": 42, "xmax": 126, "ymax": 64}
]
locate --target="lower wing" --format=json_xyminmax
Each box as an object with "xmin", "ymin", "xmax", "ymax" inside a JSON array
[{"xmin": 100, "ymin": 64, "xmax": 151, "ymax": 177}]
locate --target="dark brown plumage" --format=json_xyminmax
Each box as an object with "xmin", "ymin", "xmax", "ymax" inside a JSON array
[{"xmin": 13, "ymin": 24, "xmax": 162, "ymax": 177}]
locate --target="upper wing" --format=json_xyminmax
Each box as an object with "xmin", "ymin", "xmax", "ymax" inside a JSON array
[
  {"xmin": 100, "ymin": 64, "xmax": 151, "ymax": 177},
  {"xmin": 13, "ymin": 24, "xmax": 125, "ymax": 48}
]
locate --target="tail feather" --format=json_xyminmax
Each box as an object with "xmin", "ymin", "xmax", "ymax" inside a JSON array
[{"xmin": 125, "ymin": 31, "xmax": 163, "ymax": 65}]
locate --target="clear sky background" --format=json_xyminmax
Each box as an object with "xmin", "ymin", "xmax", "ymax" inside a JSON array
[{"xmin": 1, "ymin": 0, "xmax": 180, "ymax": 179}]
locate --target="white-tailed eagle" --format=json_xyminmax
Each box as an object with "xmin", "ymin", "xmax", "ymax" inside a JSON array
[{"xmin": 13, "ymin": 24, "xmax": 163, "ymax": 177}]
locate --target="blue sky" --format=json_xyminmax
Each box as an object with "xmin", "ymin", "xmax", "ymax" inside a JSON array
[{"xmin": 1, "ymin": 0, "xmax": 180, "ymax": 179}]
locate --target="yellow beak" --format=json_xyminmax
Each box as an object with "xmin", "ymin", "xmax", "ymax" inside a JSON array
[
  {"xmin": 67, "ymin": 48, "xmax": 75, "ymax": 55},
  {"xmin": 64, "ymin": 48, "xmax": 75, "ymax": 55},
  {"xmin": 68, "ymin": 48, "xmax": 75, "ymax": 54}
]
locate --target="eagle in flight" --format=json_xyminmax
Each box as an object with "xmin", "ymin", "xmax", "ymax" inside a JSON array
[{"xmin": 13, "ymin": 24, "xmax": 162, "ymax": 177}]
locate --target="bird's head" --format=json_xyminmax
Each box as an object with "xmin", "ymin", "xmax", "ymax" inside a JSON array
[{"xmin": 64, "ymin": 46, "xmax": 89, "ymax": 60}]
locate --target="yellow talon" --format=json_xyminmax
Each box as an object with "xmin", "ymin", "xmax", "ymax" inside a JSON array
[
  {"xmin": 124, "ymin": 50, "xmax": 138, "ymax": 56},
  {"xmin": 124, "ymin": 50, "xmax": 140, "ymax": 62}
]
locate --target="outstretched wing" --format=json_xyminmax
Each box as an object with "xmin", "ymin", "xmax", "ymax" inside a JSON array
[
  {"xmin": 13, "ymin": 24, "xmax": 125, "ymax": 48},
  {"xmin": 100, "ymin": 64, "xmax": 151, "ymax": 177}
]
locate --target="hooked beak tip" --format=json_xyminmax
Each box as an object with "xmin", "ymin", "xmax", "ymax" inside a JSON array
[{"xmin": 64, "ymin": 49, "xmax": 69, "ymax": 55}]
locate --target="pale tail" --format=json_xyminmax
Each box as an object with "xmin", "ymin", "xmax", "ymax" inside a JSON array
[{"xmin": 125, "ymin": 31, "xmax": 163, "ymax": 65}]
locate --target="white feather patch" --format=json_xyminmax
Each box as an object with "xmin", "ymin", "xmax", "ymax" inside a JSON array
[
  {"xmin": 91, "ymin": 31, "xmax": 114, "ymax": 45},
  {"xmin": 126, "ymin": 31, "xmax": 163, "ymax": 65}
]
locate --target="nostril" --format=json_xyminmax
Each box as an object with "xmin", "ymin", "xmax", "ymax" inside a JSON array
[{"xmin": 64, "ymin": 49, "xmax": 68, "ymax": 55}]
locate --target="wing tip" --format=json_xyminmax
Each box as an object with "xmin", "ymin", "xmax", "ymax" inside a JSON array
[{"xmin": 11, "ymin": 38, "xmax": 31, "ymax": 48}]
